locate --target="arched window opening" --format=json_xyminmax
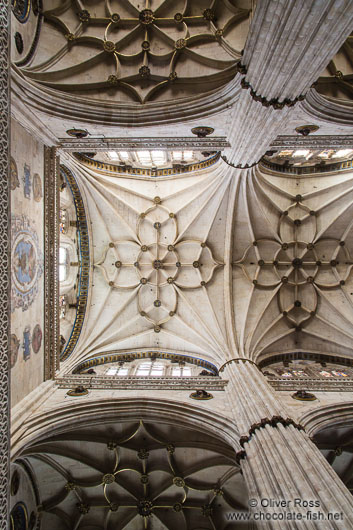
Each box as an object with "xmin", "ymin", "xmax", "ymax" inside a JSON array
[
  {"xmin": 136, "ymin": 361, "xmax": 164, "ymax": 377},
  {"xmin": 172, "ymin": 364, "xmax": 192, "ymax": 377},
  {"xmin": 59, "ymin": 246, "xmax": 68, "ymax": 282}
]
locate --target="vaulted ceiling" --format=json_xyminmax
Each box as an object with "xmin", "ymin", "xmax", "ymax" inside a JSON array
[
  {"xmin": 15, "ymin": 0, "xmax": 251, "ymax": 104},
  {"xmin": 60, "ymin": 153, "xmax": 353, "ymax": 373},
  {"xmin": 19, "ymin": 420, "xmax": 247, "ymax": 529}
]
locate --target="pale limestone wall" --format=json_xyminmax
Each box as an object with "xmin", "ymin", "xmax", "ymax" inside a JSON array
[
  {"xmin": 277, "ymin": 390, "xmax": 353, "ymax": 424},
  {"xmin": 10, "ymin": 118, "xmax": 44, "ymax": 407}
]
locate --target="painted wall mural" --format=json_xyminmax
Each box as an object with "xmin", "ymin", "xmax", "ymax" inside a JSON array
[
  {"xmin": 11, "ymin": 118, "xmax": 44, "ymax": 406},
  {"xmin": 10, "ymin": 157, "xmax": 19, "ymax": 190},
  {"xmin": 32, "ymin": 173, "xmax": 42, "ymax": 202},
  {"xmin": 31, "ymin": 324, "xmax": 42, "ymax": 354},
  {"xmin": 11, "ymin": 215, "xmax": 43, "ymax": 313}
]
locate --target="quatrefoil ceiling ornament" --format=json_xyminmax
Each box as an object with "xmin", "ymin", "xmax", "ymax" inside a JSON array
[
  {"xmin": 234, "ymin": 194, "xmax": 353, "ymax": 330},
  {"xmin": 22, "ymin": 0, "xmax": 251, "ymax": 103},
  {"xmin": 95, "ymin": 200, "xmax": 222, "ymax": 330}
]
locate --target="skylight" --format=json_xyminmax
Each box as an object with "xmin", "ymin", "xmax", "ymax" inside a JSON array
[{"xmin": 292, "ymin": 150, "xmax": 310, "ymax": 158}]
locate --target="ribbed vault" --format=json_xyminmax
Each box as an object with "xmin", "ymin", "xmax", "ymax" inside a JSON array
[
  {"xmin": 232, "ymin": 163, "xmax": 353, "ymax": 363},
  {"xmin": 17, "ymin": 419, "xmax": 248, "ymax": 529},
  {"xmin": 61, "ymin": 155, "xmax": 236, "ymax": 372},
  {"xmin": 16, "ymin": 0, "xmax": 251, "ymax": 104}
]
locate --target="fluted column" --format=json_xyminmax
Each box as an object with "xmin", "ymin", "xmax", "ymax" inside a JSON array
[
  {"xmin": 227, "ymin": 0, "xmax": 353, "ymax": 166},
  {"xmin": 224, "ymin": 361, "xmax": 353, "ymax": 528}
]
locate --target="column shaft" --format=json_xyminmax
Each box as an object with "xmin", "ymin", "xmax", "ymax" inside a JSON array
[{"xmin": 226, "ymin": 362, "xmax": 353, "ymax": 528}]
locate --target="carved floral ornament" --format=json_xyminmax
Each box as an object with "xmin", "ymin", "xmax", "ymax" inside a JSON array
[
  {"xmin": 96, "ymin": 197, "xmax": 223, "ymax": 332},
  {"xmin": 22, "ymin": 0, "xmax": 251, "ymax": 103}
]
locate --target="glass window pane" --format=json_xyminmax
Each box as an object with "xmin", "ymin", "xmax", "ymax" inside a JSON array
[
  {"xmin": 59, "ymin": 265, "xmax": 67, "ymax": 282},
  {"xmin": 183, "ymin": 367, "xmax": 192, "ymax": 376},
  {"xmin": 117, "ymin": 368, "xmax": 129, "ymax": 376},
  {"xmin": 107, "ymin": 368, "xmax": 117, "ymax": 375},
  {"xmin": 172, "ymin": 367, "xmax": 181, "ymax": 377},
  {"xmin": 59, "ymin": 247, "xmax": 67, "ymax": 264},
  {"xmin": 183, "ymin": 151, "xmax": 193, "ymax": 161},
  {"xmin": 151, "ymin": 365, "xmax": 163, "ymax": 376}
]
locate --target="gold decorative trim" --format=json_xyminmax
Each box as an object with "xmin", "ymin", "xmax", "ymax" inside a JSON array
[
  {"xmin": 60, "ymin": 165, "xmax": 90, "ymax": 361},
  {"xmin": 74, "ymin": 152, "xmax": 221, "ymax": 177},
  {"xmin": 72, "ymin": 351, "xmax": 218, "ymax": 374}
]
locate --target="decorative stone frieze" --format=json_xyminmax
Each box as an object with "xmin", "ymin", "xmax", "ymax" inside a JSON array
[
  {"xmin": 56, "ymin": 375, "xmax": 227, "ymax": 391},
  {"xmin": 44, "ymin": 147, "xmax": 60, "ymax": 378},
  {"xmin": 0, "ymin": 3, "xmax": 10, "ymax": 526},
  {"xmin": 59, "ymin": 138, "xmax": 229, "ymax": 152}
]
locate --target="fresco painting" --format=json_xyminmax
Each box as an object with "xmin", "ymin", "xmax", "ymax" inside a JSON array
[{"xmin": 10, "ymin": 119, "xmax": 44, "ymax": 405}]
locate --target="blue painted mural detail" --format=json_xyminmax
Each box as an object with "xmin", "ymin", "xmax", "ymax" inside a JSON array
[
  {"xmin": 23, "ymin": 326, "xmax": 31, "ymax": 361},
  {"xmin": 22, "ymin": 163, "xmax": 31, "ymax": 199},
  {"xmin": 10, "ymin": 501, "xmax": 28, "ymax": 530},
  {"xmin": 11, "ymin": 215, "xmax": 43, "ymax": 312}
]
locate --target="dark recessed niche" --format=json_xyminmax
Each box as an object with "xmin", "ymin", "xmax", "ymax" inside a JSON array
[
  {"xmin": 15, "ymin": 32, "xmax": 24, "ymax": 54},
  {"xmin": 32, "ymin": 0, "xmax": 39, "ymax": 16}
]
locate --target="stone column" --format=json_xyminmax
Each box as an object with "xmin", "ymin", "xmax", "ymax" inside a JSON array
[
  {"xmin": 44, "ymin": 147, "xmax": 60, "ymax": 379},
  {"xmin": 227, "ymin": 0, "xmax": 353, "ymax": 166},
  {"xmin": 0, "ymin": 3, "xmax": 10, "ymax": 528},
  {"xmin": 223, "ymin": 360, "xmax": 353, "ymax": 528}
]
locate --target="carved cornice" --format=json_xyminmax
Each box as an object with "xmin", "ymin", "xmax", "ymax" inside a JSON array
[
  {"xmin": 74, "ymin": 151, "xmax": 221, "ymax": 177},
  {"xmin": 261, "ymin": 158, "xmax": 353, "ymax": 176},
  {"xmin": 269, "ymin": 379, "xmax": 353, "ymax": 392},
  {"xmin": 270, "ymin": 135, "xmax": 353, "ymax": 150},
  {"xmin": 72, "ymin": 351, "xmax": 218, "ymax": 375},
  {"xmin": 59, "ymin": 138, "xmax": 229, "ymax": 152},
  {"xmin": 259, "ymin": 352, "xmax": 353, "ymax": 369},
  {"xmin": 56, "ymin": 375, "xmax": 227, "ymax": 391},
  {"xmin": 60, "ymin": 165, "xmax": 90, "ymax": 362},
  {"xmin": 44, "ymin": 147, "xmax": 60, "ymax": 378},
  {"xmin": 236, "ymin": 416, "xmax": 305, "ymax": 463}
]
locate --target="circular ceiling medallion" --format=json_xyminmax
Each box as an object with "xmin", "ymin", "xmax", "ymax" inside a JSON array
[
  {"xmin": 12, "ymin": 232, "xmax": 38, "ymax": 294},
  {"xmin": 139, "ymin": 9, "xmax": 154, "ymax": 25},
  {"xmin": 67, "ymin": 386, "xmax": 88, "ymax": 396},
  {"xmin": 292, "ymin": 390, "xmax": 317, "ymax": 401},
  {"xmin": 12, "ymin": 0, "xmax": 31, "ymax": 23},
  {"xmin": 295, "ymin": 124, "xmax": 319, "ymax": 136},
  {"xmin": 10, "ymin": 502, "xmax": 28, "ymax": 530},
  {"xmin": 66, "ymin": 128, "xmax": 88, "ymax": 138},
  {"xmin": 190, "ymin": 389, "xmax": 213, "ymax": 400},
  {"xmin": 102, "ymin": 473, "xmax": 115, "ymax": 485},
  {"xmin": 191, "ymin": 126, "xmax": 214, "ymax": 138}
]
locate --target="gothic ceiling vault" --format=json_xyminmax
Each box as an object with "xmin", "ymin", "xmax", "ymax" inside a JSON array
[
  {"xmin": 232, "ymin": 163, "xmax": 353, "ymax": 364},
  {"xmin": 15, "ymin": 0, "xmax": 251, "ymax": 104},
  {"xmin": 61, "ymin": 154, "xmax": 235, "ymax": 372},
  {"xmin": 18, "ymin": 420, "xmax": 247, "ymax": 529},
  {"xmin": 60, "ymin": 153, "xmax": 353, "ymax": 373}
]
